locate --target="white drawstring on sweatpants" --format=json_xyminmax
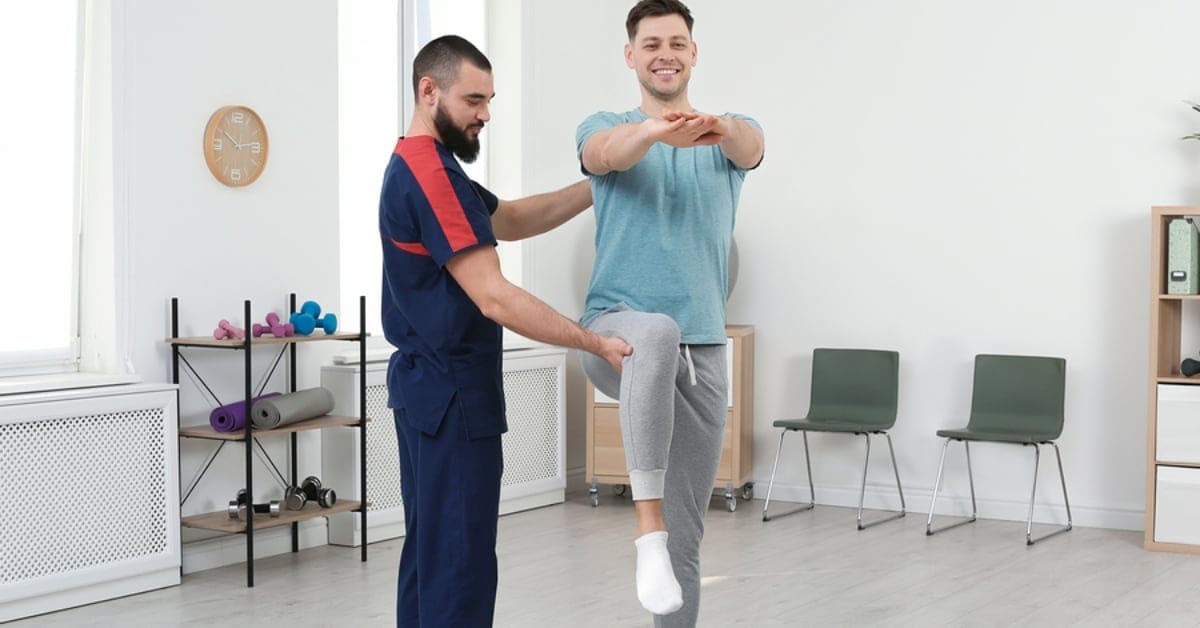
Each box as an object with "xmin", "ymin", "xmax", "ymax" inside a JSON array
[{"xmin": 682, "ymin": 345, "xmax": 697, "ymax": 386}]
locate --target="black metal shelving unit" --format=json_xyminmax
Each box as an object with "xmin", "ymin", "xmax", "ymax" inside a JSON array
[{"xmin": 169, "ymin": 294, "xmax": 368, "ymax": 587}]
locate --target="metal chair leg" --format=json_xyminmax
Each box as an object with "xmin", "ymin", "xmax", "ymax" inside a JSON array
[
  {"xmin": 1026, "ymin": 441, "xmax": 1073, "ymax": 545},
  {"xmin": 926, "ymin": 438, "xmax": 978, "ymax": 536},
  {"xmin": 965, "ymin": 441, "xmax": 977, "ymax": 519},
  {"xmin": 762, "ymin": 429, "xmax": 816, "ymax": 522},
  {"xmin": 887, "ymin": 433, "xmax": 907, "ymax": 514},
  {"xmin": 857, "ymin": 432, "xmax": 906, "ymax": 530}
]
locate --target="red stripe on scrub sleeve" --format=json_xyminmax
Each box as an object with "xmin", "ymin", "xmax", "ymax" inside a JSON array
[
  {"xmin": 400, "ymin": 139, "xmax": 479, "ymax": 252},
  {"xmin": 391, "ymin": 240, "xmax": 431, "ymax": 256}
]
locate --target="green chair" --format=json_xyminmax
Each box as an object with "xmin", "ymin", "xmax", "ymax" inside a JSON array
[
  {"xmin": 762, "ymin": 348, "xmax": 905, "ymax": 529},
  {"xmin": 925, "ymin": 354, "xmax": 1072, "ymax": 545}
]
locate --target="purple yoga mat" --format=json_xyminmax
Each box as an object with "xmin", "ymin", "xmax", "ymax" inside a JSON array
[{"xmin": 209, "ymin": 393, "xmax": 282, "ymax": 432}]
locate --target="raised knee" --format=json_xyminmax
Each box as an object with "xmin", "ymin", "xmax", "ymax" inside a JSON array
[{"xmin": 639, "ymin": 314, "xmax": 681, "ymax": 351}]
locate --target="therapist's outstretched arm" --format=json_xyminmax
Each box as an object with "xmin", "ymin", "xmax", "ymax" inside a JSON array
[
  {"xmin": 491, "ymin": 180, "xmax": 592, "ymax": 241},
  {"xmin": 446, "ymin": 245, "xmax": 631, "ymax": 372}
]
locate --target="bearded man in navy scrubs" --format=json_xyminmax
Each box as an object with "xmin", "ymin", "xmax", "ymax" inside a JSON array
[{"xmin": 378, "ymin": 35, "xmax": 632, "ymax": 627}]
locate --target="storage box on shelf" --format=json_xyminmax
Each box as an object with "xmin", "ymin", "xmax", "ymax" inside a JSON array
[
  {"xmin": 1147, "ymin": 207, "xmax": 1200, "ymax": 553},
  {"xmin": 167, "ymin": 294, "xmax": 368, "ymax": 586},
  {"xmin": 585, "ymin": 324, "xmax": 755, "ymax": 512}
]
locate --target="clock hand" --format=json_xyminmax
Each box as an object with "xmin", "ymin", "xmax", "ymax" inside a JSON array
[{"xmin": 222, "ymin": 130, "xmax": 243, "ymax": 149}]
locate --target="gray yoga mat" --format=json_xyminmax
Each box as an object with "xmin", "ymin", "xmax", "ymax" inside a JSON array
[{"xmin": 250, "ymin": 387, "xmax": 335, "ymax": 429}]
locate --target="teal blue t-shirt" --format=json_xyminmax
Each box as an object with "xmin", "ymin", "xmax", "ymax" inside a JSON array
[{"xmin": 576, "ymin": 108, "xmax": 760, "ymax": 344}]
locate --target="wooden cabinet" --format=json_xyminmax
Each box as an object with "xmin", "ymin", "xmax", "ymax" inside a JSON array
[
  {"xmin": 585, "ymin": 325, "xmax": 754, "ymax": 512},
  {"xmin": 1146, "ymin": 207, "xmax": 1200, "ymax": 553}
]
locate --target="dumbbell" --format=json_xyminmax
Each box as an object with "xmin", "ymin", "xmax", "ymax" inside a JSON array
[
  {"xmin": 226, "ymin": 489, "xmax": 282, "ymax": 519},
  {"xmin": 284, "ymin": 475, "xmax": 337, "ymax": 509},
  {"xmin": 289, "ymin": 300, "xmax": 338, "ymax": 336},
  {"xmin": 1183, "ymin": 358, "xmax": 1200, "ymax": 377},
  {"xmin": 212, "ymin": 319, "xmax": 245, "ymax": 340},
  {"xmin": 252, "ymin": 312, "xmax": 295, "ymax": 338}
]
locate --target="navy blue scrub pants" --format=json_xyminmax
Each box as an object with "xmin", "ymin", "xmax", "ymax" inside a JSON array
[{"xmin": 394, "ymin": 406, "xmax": 504, "ymax": 627}]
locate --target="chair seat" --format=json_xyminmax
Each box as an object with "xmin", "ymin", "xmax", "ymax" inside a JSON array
[
  {"xmin": 774, "ymin": 417, "xmax": 891, "ymax": 433},
  {"xmin": 936, "ymin": 426, "xmax": 1058, "ymax": 444}
]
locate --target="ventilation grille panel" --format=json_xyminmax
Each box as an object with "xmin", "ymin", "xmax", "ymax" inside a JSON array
[
  {"xmin": 1, "ymin": 408, "xmax": 168, "ymax": 584},
  {"xmin": 501, "ymin": 366, "xmax": 561, "ymax": 486},
  {"xmin": 364, "ymin": 383, "xmax": 402, "ymax": 512}
]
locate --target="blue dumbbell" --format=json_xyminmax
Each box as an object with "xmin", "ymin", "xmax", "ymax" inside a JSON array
[{"xmin": 289, "ymin": 300, "xmax": 338, "ymax": 335}]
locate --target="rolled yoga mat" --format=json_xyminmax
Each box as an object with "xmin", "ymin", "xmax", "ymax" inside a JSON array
[
  {"xmin": 209, "ymin": 393, "xmax": 281, "ymax": 432},
  {"xmin": 250, "ymin": 387, "xmax": 335, "ymax": 429}
]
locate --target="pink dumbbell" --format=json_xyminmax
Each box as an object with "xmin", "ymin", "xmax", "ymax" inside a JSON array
[
  {"xmin": 252, "ymin": 312, "xmax": 295, "ymax": 338},
  {"xmin": 213, "ymin": 319, "xmax": 245, "ymax": 340}
]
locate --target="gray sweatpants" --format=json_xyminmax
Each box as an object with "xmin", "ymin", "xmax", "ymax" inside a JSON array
[{"xmin": 580, "ymin": 305, "xmax": 727, "ymax": 628}]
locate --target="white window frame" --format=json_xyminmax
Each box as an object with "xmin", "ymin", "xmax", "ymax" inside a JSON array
[
  {"xmin": 338, "ymin": 0, "xmax": 522, "ymax": 360},
  {"xmin": 0, "ymin": 1, "xmax": 138, "ymax": 394}
]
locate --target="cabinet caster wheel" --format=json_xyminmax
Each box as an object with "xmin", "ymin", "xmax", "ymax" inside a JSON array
[
  {"xmin": 590, "ymin": 493, "xmax": 600, "ymax": 507},
  {"xmin": 612, "ymin": 484, "xmax": 627, "ymax": 497},
  {"xmin": 588, "ymin": 481, "xmax": 599, "ymax": 507},
  {"xmin": 725, "ymin": 494, "xmax": 737, "ymax": 512},
  {"xmin": 741, "ymin": 483, "xmax": 754, "ymax": 501}
]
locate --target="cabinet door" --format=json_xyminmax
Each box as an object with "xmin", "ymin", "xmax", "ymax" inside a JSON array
[
  {"xmin": 1157, "ymin": 385, "xmax": 1200, "ymax": 464},
  {"xmin": 1155, "ymin": 466, "xmax": 1200, "ymax": 545},
  {"xmin": 592, "ymin": 405, "xmax": 736, "ymax": 482},
  {"xmin": 592, "ymin": 406, "xmax": 628, "ymax": 477}
]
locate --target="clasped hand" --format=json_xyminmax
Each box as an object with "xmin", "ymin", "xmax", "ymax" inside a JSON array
[{"xmin": 647, "ymin": 110, "xmax": 726, "ymax": 148}]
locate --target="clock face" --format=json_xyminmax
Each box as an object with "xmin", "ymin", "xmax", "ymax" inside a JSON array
[{"xmin": 203, "ymin": 105, "xmax": 269, "ymax": 187}]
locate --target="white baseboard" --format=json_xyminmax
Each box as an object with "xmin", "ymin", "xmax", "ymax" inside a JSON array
[
  {"xmin": 758, "ymin": 479, "xmax": 1144, "ymax": 532},
  {"xmin": 1, "ymin": 568, "xmax": 179, "ymax": 624},
  {"xmin": 573, "ymin": 462, "xmax": 1143, "ymax": 531},
  {"xmin": 181, "ymin": 520, "xmax": 330, "ymax": 575},
  {"xmin": 499, "ymin": 489, "xmax": 564, "ymax": 515}
]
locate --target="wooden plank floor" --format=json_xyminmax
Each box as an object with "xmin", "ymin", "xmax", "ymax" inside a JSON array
[{"xmin": 11, "ymin": 493, "xmax": 1200, "ymax": 627}]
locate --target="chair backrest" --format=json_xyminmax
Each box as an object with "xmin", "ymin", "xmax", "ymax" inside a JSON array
[
  {"xmin": 967, "ymin": 354, "xmax": 1066, "ymax": 438},
  {"xmin": 807, "ymin": 348, "xmax": 900, "ymax": 428}
]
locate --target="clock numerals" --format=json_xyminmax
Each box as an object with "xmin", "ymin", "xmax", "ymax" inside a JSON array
[
  {"xmin": 213, "ymin": 138, "xmax": 223, "ymax": 151},
  {"xmin": 230, "ymin": 168, "xmax": 243, "ymax": 182},
  {"xmin": 231, "ymin": 111, "xmax": 245, "ymax": 125},
  {"xmin": 248, "ymin": 142, "xmax": 261, "ymax": 154}
]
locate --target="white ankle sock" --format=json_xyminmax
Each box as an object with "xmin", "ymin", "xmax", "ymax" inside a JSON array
[{"xmin": 634, "ymin": 530, "xmax": 683, "ymax": 615}]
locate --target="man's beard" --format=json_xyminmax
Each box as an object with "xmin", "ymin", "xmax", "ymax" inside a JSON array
[{"xmin": 434, "ymin": 103, "xmax": 482, "ymax": 163}]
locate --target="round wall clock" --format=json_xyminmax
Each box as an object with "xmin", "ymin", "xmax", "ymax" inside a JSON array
[{"xmin": 203, "ymin": 105, "xmax": 269, "ymax": 187}]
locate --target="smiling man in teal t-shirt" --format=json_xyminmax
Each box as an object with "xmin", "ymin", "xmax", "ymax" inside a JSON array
[{"xmin": 574, "ymin": 1, "xmax": 764, "ymax": 626}]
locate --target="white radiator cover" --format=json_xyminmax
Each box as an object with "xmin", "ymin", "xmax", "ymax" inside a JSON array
[
  {"xmin": 0, "ymin": 384, "xmax": 180, "ymax": 623},
  {"xmin": 321, "ymin": 346, "xmax": 566, "ymax": 546}
]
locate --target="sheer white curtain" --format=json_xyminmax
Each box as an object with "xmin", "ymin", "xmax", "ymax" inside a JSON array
[{"xmin": 0, "ymin": 2, "xmax": 82, "ymax": 375}]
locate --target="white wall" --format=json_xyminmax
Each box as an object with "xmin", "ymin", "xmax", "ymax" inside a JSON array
[
  {"xmin": 518, "ymin": 0, "xmax": 1200, "ymax": 530},
  {"xmin": 115, "ymin": 1, "xmax": 341, "ymax": 550}
]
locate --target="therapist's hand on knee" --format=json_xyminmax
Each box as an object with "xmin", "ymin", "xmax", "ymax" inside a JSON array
[{"xmin": 599, "ymin": 336, "xmax": 633, "ymax": 374}]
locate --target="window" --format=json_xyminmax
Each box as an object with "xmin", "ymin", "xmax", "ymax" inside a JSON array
[
  {"xmin": 0, "ymin": 2, "xmax": 83, "ymax": 376},
  {"xmin": 338, "ymin": 0, "xmax": 520, "ymax": 348}
]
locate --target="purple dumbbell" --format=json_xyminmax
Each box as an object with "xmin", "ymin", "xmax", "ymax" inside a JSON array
[
  {"xmin": 213, "ymin": 319, "xmax": 245, "ymax": 340},
  {"xmin": 252, "ymin": 312, "xmax": 295, "ymax": 338}
]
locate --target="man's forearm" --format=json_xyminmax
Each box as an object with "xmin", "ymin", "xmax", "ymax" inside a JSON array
[
  {"xmin": 582, "ymin": 123, "xmax": 656, "ymax": 175},
  {"xmin": 479, "ymin": 281, "xmax": 606, "ymax": 355},
  {"xmin": 718, "ymin": 116, "xmax": 764, "ymax": 169},
  {"xmin": 493, "ymin": 180, "xmax": 591, "ymax": 241}
]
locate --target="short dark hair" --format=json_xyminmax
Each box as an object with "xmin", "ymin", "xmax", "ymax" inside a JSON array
[
  {"xmin": 625, "ymin": 0, "xmax": 694, "ymax": 41},
  {"xmin": 411, "ymin": 35, "xmax": 492, "ymax": 97}
]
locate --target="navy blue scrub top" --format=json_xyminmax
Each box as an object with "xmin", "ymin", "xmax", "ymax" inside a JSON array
[{"xmin": 379, "ymin": 135, "xmax": 506, "ymax": 439}]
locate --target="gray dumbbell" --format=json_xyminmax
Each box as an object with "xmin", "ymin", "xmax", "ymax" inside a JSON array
[
  {"xmin": 226, "ymin": 489, "xmax": 282, "ymax": 519},
  {"xmin": 284, "ymin": 475, "xmax": 337, "ymax": 509}
]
